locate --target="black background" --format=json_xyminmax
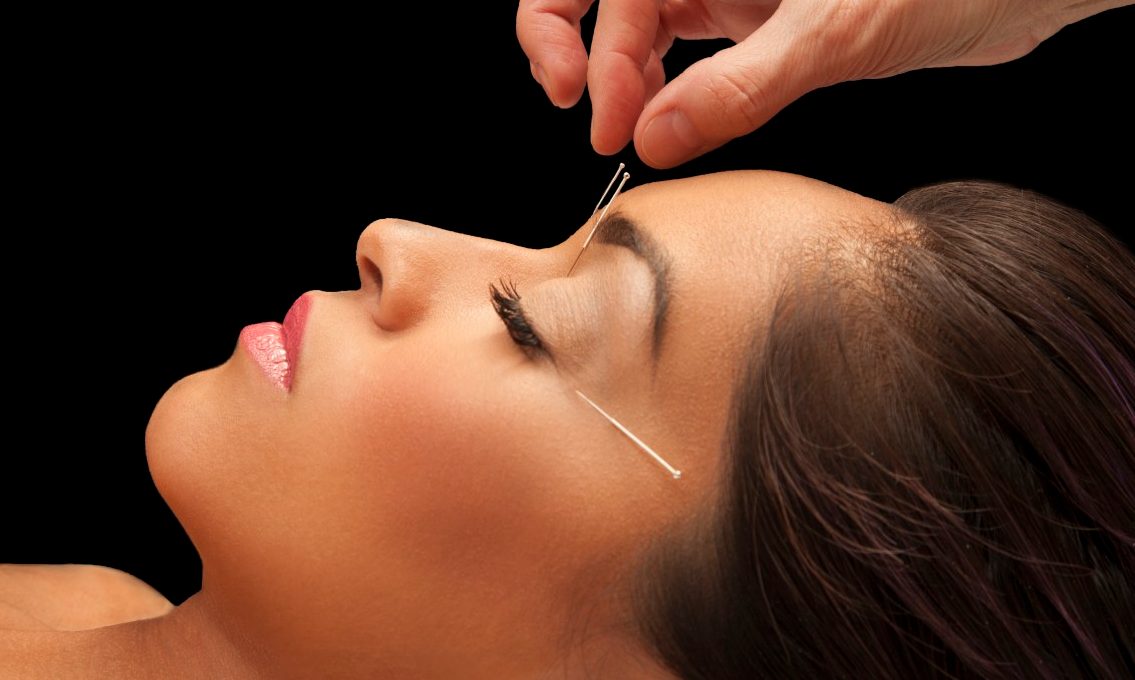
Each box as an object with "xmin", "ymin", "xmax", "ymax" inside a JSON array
[{"xmin": 5, "ymin": 6, "xmax": 1133, "ymax": 605}]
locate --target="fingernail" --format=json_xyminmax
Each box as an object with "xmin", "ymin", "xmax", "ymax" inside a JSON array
[
  {"xmin": 642, "ymin": 109, "xmax": 701, "ymax": 167},
  {"xmin": 532, "ymin": 62, "xmax": 559, "ymax": 107}
]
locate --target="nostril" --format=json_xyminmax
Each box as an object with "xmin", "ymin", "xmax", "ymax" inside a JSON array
[{"xmin": 360, "ymin": 256, "xmax": 383, "ymax": 300}]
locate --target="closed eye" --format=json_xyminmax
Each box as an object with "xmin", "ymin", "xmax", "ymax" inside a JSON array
[{"xmin": 489, "ymin": 278, "xmax": 550, "ymax": 361}]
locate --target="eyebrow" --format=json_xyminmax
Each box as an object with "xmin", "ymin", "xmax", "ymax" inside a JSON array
[{"xmin": 590, "ymin": 210, "xmax": 672, "ymax": 360}]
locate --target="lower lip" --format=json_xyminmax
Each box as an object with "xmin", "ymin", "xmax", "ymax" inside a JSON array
[{"xmin": 239, "ymin": 294, "xmax": 313, "ymax": 392}]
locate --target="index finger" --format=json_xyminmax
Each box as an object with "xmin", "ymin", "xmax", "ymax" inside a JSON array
[
  {"xmin": 517, "ymin": 0, "xmax": 595, "ymax": 108},
  {"xmin": 587, "ymin": 0, "xmax": 660, "ymax": 155}
]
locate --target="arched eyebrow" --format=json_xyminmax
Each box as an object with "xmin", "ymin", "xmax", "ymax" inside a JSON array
[{"xmin": 591, "ymin": 210, "xmax": 672, "ymax": 360}]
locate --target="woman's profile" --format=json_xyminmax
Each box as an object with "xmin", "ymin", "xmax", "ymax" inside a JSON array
[{"xmin": 1, "ymin": 170, "xmax": 1131, "ymax": 679}]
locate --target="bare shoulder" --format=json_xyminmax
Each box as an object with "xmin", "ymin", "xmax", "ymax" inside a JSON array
[{"xmin": 0, "ymin": 563, "xmax": 174, "ymax": 631}]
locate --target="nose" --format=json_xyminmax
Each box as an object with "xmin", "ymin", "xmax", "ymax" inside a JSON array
[{"xmin": 355, "ymin": 218, "xmax": 558, "ymax": 331}]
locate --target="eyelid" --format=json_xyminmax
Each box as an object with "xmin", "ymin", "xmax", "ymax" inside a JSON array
[
  {"xmin": 529, "ymin": 278, "xmax": 620, "ymax": 375},
  {"xmin": 519, "ymin": 298, "xmax": 558, "ymax": 365},
  {"xmin": 489, "ymin": 279, "xmax": 558, "ymax": 364},
  {"xmin": 495, "ymin": 265, "xmax": 637, "ymax": 374}
]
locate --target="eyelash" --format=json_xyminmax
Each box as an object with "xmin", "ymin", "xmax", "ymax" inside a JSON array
[{"xmin": 489, "ymin": 278, "xmax": 549, "ymax": 360}]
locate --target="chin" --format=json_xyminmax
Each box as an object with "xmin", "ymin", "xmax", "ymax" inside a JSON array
[{"xmin": 144, "ymin": 364, "xmax": 233, "ymax": 546}]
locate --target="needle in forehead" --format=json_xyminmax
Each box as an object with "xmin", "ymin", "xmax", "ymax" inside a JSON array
[{"xmin": 567, "ymin": 167, "xmax": 631, "ymax": 277}]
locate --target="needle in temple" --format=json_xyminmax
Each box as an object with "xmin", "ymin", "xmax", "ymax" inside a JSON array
[
  {"xmin": 574, "ymin": 389, "xmax": 683, "ymax": 480},
  {"xmin": 567, "ymin": 170, "xmax": 631, "ymax": 276}
]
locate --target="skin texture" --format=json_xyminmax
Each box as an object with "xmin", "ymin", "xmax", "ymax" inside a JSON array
[
  {"xmin": 0, "ymin": 171, "xmax": 897, "ymax": 679},
  {"xmin": 517, "ymin": 0, "xmax": 1133, "ymax": 167}
]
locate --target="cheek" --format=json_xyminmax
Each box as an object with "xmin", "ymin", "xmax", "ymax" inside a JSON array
[
  {"xmin": 301, "ymin": 326, "xmax": 647, "ymax": 605},
  {"xmin": 309, "ymin": 333, "xmax": 565, "ymax": 568}
]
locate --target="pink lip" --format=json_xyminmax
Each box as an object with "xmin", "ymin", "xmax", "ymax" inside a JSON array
[{"xmin": 239, "ymin": 293, "xmax": 313, "ymax": 393}]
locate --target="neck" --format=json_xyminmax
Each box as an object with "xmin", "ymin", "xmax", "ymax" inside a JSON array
[
  {"xmin": 0, "ymin": 587, "xmax": 675, "ymax": 679},
  {"xmin": 0, "ymin": 591, "xmax": 262, "ymax": 680}
]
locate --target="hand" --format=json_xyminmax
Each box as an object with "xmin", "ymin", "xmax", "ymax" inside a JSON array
[{"xmin": 517, "ymin": 0, "xmax": 1127, "ymax": 168}]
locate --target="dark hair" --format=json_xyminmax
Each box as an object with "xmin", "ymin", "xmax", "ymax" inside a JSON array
[{"xmin": 631, "ymin": 181, "xmax": 1135, "ymax": 679}]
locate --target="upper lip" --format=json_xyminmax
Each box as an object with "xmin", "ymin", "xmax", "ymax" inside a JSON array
[{"xmin": 282, "ymin": 293, "xmax": 313, "ymax": 378}]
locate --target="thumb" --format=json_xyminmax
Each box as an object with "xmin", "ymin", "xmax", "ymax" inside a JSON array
[{"xmin": 633, "ymin": 12, "xmax": 827, "ymax": 168}]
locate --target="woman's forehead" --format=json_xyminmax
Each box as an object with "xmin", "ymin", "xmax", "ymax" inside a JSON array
[
  {"xmin": 615, "ymin": 170, "xmax": 889, "ymax": 257},
  {"xmin": 608, "ymin": 171, "xmax": 893, "ymax": 348},
  {"xmin": 602, "ymin": 171, "xmax": 894, "ymax": 480}
]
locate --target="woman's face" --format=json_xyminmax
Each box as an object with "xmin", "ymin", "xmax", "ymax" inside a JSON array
[{"xmin": 145, "ymin": 170, "xmax": 893, "ymax": 676}]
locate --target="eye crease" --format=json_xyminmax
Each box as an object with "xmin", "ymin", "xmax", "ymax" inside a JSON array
[{"xmin": 488, "ymin": 278, "xmax": 551, "ymax": 361}]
